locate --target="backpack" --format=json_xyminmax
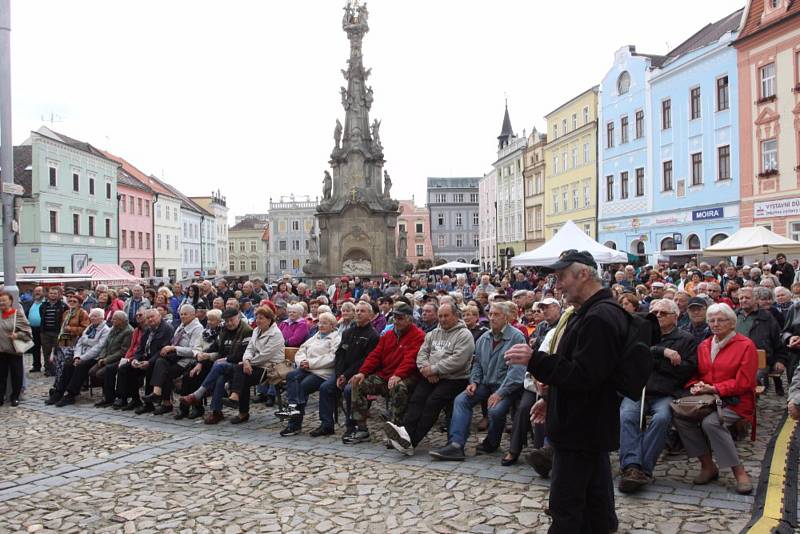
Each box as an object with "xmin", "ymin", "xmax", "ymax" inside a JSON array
[{"xmin": 597, "ymin": 301, "xmax": 660, "ymax": 400}]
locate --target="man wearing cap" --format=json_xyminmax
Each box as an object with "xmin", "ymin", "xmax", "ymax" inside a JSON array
[
  {"xmin": 240, "ymin": 297, "xmax": 255, "ymax": 323},
  {"xmin": 530, "ymin": 298, "xmax": 561, "ymax": 352},
  {"xmin": 680, "ymin": 297, "xmax": 712, "ymax": 343},
  {"xmin": 772, "ymin": 254, "xmax": 796, "ymax": 289},
  {"xmin": 504, "ymin": 250, "xmax": 628, "ymax": 532},
  {"xmin": 342, "ymin": 302, "xmax": 425, "ymax": 444},
  {"xmin": 640, "ymin": 282, "xmax": 665, "ymax": 313}
]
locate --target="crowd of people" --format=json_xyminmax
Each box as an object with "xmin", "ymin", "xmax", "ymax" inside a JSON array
[{"xmin": 2, "ymin": 253, "xmax": 800, "ymax": 531}]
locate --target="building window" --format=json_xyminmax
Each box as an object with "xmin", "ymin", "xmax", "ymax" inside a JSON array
[
  {"xmin": 620, "ymin": 171, "xmax": 629, "ymax": 199},
  {"xmin": 663, "ymin": 160, "xmax": 673, "ymax": 191},
  {"xmin": 571, "ymin": 147, "xmax": 578, "ymax": 168},
  {"xmin": 279, "ymin": 259, "xmax": 287, "ymax": 270},
  {"xmin": 572, "ymin": 113, "xmax": 577, "ymax": 130},
  {"xmin": 437, "ymin": 213, "xmax": 444, "ymax": 226},
  {"xmin": 88, "ymin": 216, "xmax": 95, "ymax": 237},
  {"xmin": 228, "ymin": 241, "xmax": 234, "ymax": 252},
  {"xmin": 562, "ymin": 118, "xmax": 567, "ymax": 134},
  {"xmin": 435, "ymin": 193, "xmax": 447, "ymax": 203},
  {"xmin": 129, "ymin": 230, "xmax": 135, "ymax": 249},
  {"xmin": 456, "ymin": 235, "xmax": 463, "ymax": 248},
  {"xmin": 292, "ymin": 220, "xmax": 299, "ymax": 231},
  {"xmin": 415, "ymin": 244, "xmax": 424, "ymax": 257},
  {"xmin": 292, "ymin": 259, "xmax": 300, "ymax": 269},
  {"xmin": 690, "ymin": 87, "xmax": 701, "ymax": 119},
  {"xmin": 121, "ymin": 230, "xmax": 126, "ymax": 248},
  {"xmin": 606, "ymin": 176, "xmax": 614, "ymax": 201},
  {"xmin": 279, "ymin": 240, "xmax": 287, "ymax": 251},
  {"xmin": 691, "ymin": 153, "xmax": 703, "ymax": 185},
  {"xmin": 239, "ymin": 260, "xmax": 246, "ymax": 272},
  {"xmin": 760, "ymin": 63, "xmax": 776, "ymax": 99},
  {"xmin": 120, "ymin": 195, "xmax": 126, "ymax": 213},
  {"xmin": 156, "ymin": 204, "xmax": 160, "ymax": 218},
  {"xmin": 438, "ymin": 235, "xmax": 445, "ymax": 248},
  {"xmin": 717, "ymin": 76, "xmax": 729, "ymax": 111},
  {"xmin": 89, "ymin": 177, "xmax": 95, "ymax": 195},
  {"xmin": 292, "ymin": 240, "xmax": 300, "ymax": 251},
  {"xmin": 48, "ymin": 165, "xmax": 57, "ymax": 187},
  {"xmin": 572, "ymin": 187, "xmax": 579, "ymax": 209},
  {"xmin": 583, "ymin": 223, "xmax": 591, "ymax": 235},
  {"xmin": 239, "ymin": 241, "xmax": 246, "ymax": 252},
  {"xmin": 553, "ymin": 155, "xmax": 558, "ymax": 174},
  {"xmin": 469, "ymin": 193, "xmax": 478, "ymax": 203},
  {"xmin": 250, "ymin": 260, "xmax": 257, "ymax": 272},
  {"xmin": 620, "ymin": 116, "xmax": 629, "ymax": 144},
  {"xmin": 144, "ymin": 200, "xmax": 149, "ymax": 216},
  {"xmin": 717, "ymin": 145, "xmax": 731, "ymax": 180},
  {"xmin": 105, "ymin": 218, "xmax": 111, "ymax": 238},
  {"xmin": 138, "ymin": 232, "xmax": 143, "ymax": 249},
  {"xmin": 761, "ymin": 139, "xmax": 778, "ymax": 173},
  {"xmin": 790, "ymin": 222, "xmax": 800, "ymax": 242},
  {"xmin": 130, "ymin": 196, "xmax": 135, "ymax": 214},
  {"xmin": 583, "ymin": 106, "xmax": 589, "ymax": 124},
  {"xmin": 635, "ymin": 168, "xmax": 644, "ymax": 197},
  {"xmin": 635, "ymin": 110, "xmax": 644, "ymax": 139},
  {"xmin": 553, "ymin": 192, "xmax": 559, "ymax": 213},
  {"xmin": 137, "ymin": 198, "xmax": 142, "ymax": 215},
  {"xmin": 106, "ymin": 182, "xmax": 111, "ymax": 199},
  {"xmin": 72, "ymin": 214, "xmax": 80, "ymax": 235},
  {"xmin": 583, "ymin": 181, "xmax": 590, "ymax": 207},
  {"xmin": 662, "ymin": 99, "xmax": 671, "ymax": 129},
  {"xmin": 415, "ymin": 222, "xmax": 423, "ymax": 233},
  {"xmin": 72, "ymin": 172, "xmax": 79, "ymax": 192},
  {"xmin": 561, "ymin": 188, "xmax": 567, "ymax": 211},
  {"xmin": 157, "ymin": 233, "xmax": 161, "ymax": 249},
  {"xmin": 173, "ymin": 207, "xmax": 178, "ymax": 220},
  {"xmin": 583, "ymin": 143, "xmax": 589, "ymax": 163},
  {"xmin": 166, "ymin": 235, "xmax": 170, "ymax": 250},
  {"xmin": 49, "ymin": 211, "xmax": 58, "ymax": 233},
  {"xmin": 473, "ymin": 235, "xmax": 479, "ymax": 248},
  {"xmin": 398, "ymin": 222, "xmax": 406, "ymax": 232},
  {"xmin": 146, "ymin": 233, "xmax": 150, "ymax": 249},
  {"xmin": 250, "ymin": 241, "xmax": 257, "ymax": 252},
  {"xmin": 472, "ymin": 212, "xmax": 479, "ymax": 225},
  {"xmin": 454, "ymin": 193, "xmax": 464, "ymax": 203},
  {"xmin": 606, "ymin": 122, "xmax": 614, "ymax": 148}
]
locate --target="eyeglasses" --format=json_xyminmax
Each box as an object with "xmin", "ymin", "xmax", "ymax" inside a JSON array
[{"xmin": 652, "ymin": 310, "xmax": 675, "ymax": 316}]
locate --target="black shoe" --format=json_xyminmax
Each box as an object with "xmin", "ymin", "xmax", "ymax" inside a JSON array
[
  {"xmin": 142, "ymin": 392, "xmax": 161, "ymax": 405},
  {"xmin": 475, "ymin": 440, "xmax": 497, "ymax": 455},
  {"xmin": 55, "ymin": 394, "xmax": 75, "ymax": 407},
  {"xmin": 501, "ymin": 453, "xmax": 519, "ymax": 466},
  {"xmin": 429, "ymin": 443, "xmax": 466, "ymax": 461},
  {"xmin": 10, "ymin": 398, "xmax": 19, "ymax": 407},
  {"xmin": 264, "ymin": 395, "xmax": 276, "ymax": 407},
  {"xmin": 94, "ymin": 399, "xmax": 114, "ymax": 408},
  {"xmin": 187, "ymin": 406, "xmax": 204, "ymax": 420},
  {"xmin": 309, "ymin": 426, "xmax": 335, "ymax": 437},
  {"xmin": 134, "ymin": 403, "xmax": 155, "ymax": 415},
  {"xmin": 112, "ymin": 399, "xmax": 126, "ymax": 410},
  {"xmin": 29, "ymin": 368, "xmax": 41, "ymax": 374},
  {"xmin": 153, "ymin": 405, "xmax": 173, "ymax": 416},
  {"xmin": 45, "ymin": 391, "xmax": 63, "ymax": 405},
  {"xmin": 525, "ymin": 446, "xmax": 554, "ymax": 478},
  {"xmin": 222, "ymin": 397, "xmax": 240, "ymax": 410},
  {"xmin": 280, "ymin": 424, "xmax": 301, "ymax": 437},
  {"xmin": 122, "ymin": 399, "xmax": 142, "ymax": 411},
  {"xmin": 174, "ymin": 407, "xmax": 189, "ymax": 420}
]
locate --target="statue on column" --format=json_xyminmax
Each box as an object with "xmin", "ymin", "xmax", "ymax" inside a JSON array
[
  {"xmin": 323, "ymin": 171, "xmax": 332, "ymax": 200},
  {"xmin": 383, "ymin": 170, "xmax": 392, "ymax": 198},
  {"xmin": 333, "ymin": 119, "xmax": 342, "ymax": 150},
  {"xmin": 364, "ymin": 86, "xmax": 374, "ymax": 109},
  {"xmin": 340, "ymin": 87, "xmax": 350, "ymax": 109},
  {"xmin": 371, "ymin": 118, "xmax": 381, "ymax": 147}
]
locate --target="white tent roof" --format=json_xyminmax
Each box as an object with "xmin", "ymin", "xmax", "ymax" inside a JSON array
[
  {"xmin": 428, "ymin": 261, "xmax": 480, "ymax": 272},
  {"xmin": 702, "ymin": 226, "xmax": 800, "ymax": 257},
  {"xmin": 511, "ymin": 220, "xmax": 629, "ymax": 267}
]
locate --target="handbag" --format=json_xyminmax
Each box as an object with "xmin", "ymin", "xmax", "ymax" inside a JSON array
[
  {"xmin": 261, "ymin": 360, "xmax": 296, "ymax": 385},
  {"xmin": 11, "ymin": 312, "xmax": 34, "ymax": 354},
  {"xmin": 670, "ymin": 393, "xmax": 722, "ymax": 422}
]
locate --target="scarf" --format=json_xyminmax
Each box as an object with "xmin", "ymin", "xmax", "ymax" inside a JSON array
[
  {"xmin": 85, "ymin": 324, "xmax": 98, "ymax": 339},
  {"xmin": 548, "ymin": 306, "xmax": 575, "ymax": 355},
  {"xmin": 710, "ymin": 331, "xmax": 736, "ymax": 362},
  {"xmin": 2, "ymin": 308, "xmax": 16, "ymax": 320},
  {"xmin": 59, "ymin": 307, "xmax": 80, "ymax": 338}
]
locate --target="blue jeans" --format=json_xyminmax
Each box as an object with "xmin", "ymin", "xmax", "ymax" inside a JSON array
[
  {"xmin": 619, "ymin": 395, "xmax": 673, "ymax": 475},
  {"xmin": 256, "ymin": 383, "xmax": 276, "ymax": 397},
  {"xmin": 449, "ymin": 383, "xmax": 513, "ymax": 450},
  {"xmin": 286, "ymin": 368, "xmax": 325, "ymax": 422},
  {"xmin": 202, "ymin": 360, "xmax": 234, "ymax": 412},
  {"xmin": 318, "ymin": 374, "xmax": 343, "ymax": 430}
]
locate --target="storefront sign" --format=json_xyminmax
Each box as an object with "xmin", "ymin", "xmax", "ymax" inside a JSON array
[
  {"xmin": 754, "ymin": 197, "xmax": 800, "ymax": 219},
  {"xmin": 692, "ymin": 207, "xmax": 724, "ymax": 220}
]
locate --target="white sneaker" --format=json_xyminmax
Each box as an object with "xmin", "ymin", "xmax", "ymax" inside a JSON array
[{"xmin": 384, "ymin": 421, "xmax": 413, "ymax": 454}]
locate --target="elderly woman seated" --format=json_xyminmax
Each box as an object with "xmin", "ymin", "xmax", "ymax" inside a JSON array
[
  {"xmin": 52, "ymin": 308, "xmax": 111, "ymax": 407},
  {"xmin": 222, "ymin": 306, "xmax": 285, "ymax": 424},
  {"xmin": 673, "ymin": 303, "xmax": 758, "ymax": 495},
  {"xmin": 276, "ymin": 312, "xmax": 340, "ymax": 436},
  {"xmin": 280, "ymin": 303, "xmax": 309, "ymax": 347}
]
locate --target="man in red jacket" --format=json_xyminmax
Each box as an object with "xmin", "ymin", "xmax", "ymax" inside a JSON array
[{"xmin": 343, "ymin": 302, "xmax": 425, "ymax": 444}]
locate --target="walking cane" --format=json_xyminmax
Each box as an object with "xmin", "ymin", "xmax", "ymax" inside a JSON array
[{"xmin": 639, "ymin": 386, "xmax": 647, "ymax": 432}]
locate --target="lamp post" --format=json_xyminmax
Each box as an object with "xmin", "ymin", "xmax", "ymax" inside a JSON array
[{"xmin": 0, "ymin": 0, "xmax": 17, "ymax": 300}]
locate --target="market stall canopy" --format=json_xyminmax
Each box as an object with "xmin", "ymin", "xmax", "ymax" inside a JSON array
[
  {"xmin": 78, "ymin": 263, "xmax": 143, "ymax": 286},
  {"xmin": 511, "ymin": 220, "xmax": 629, "ymax": 266},
  {"xmin": 702, "ymin": 226, "xmax": 800, "ymax": 257},
  {"xmin": 0, "ymin": 273, "xmax": 91, "ymax": 285},
  {"xmin": 428, "ymin": 261, "xmax": 480, "ymax": 272}
]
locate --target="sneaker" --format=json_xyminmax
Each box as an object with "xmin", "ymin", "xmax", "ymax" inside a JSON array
[
  {"xmin": 525, "ymin": 445, "xmax": 554, "ymax": 478},
  {"xmin": 618, "ymin": 466, "xmax": 651, "ymax": 494},
  {"xmin": 383, "ymin": 421, "xmax": 412, "ymax": 450},
  {"xmin": 134, "ymin": 403, "xmax": 155, "ymax": 415},
  {"xmin": 309, "ymin": 426, "xmax": 335, "ymax": 437},
  {"xmin": 275, "ymin": 404, "xmax": 302, "ymax": 419},
  {"xmin": 429, "ymin": 443, "xmax": 466, "ymax": 461},
  {"xmin": 280, "ymin": 424, "xmax": 301, "ymax": 437},
  {"xmin": 342, "ymin": 428, "xmax": 370, "ymax": 444}
]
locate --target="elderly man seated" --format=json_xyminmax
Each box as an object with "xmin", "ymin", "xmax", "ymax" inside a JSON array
[
  {"xmin": 618, "ymin": 298, "xmax": 697, "ymax": 493},
  {"xmin": 736, "ymin": 286, "xmax": 788, "ymax": 395},
  {"xmin": 90, "ymin": 311, "xmax": 133, "ymax": 407},
  {"xmin": 142, "ymin": 304, "xmax": 204, "ymax": 415},
  {"xmin": 429, "ymin": 301, "xmax": 526, "ymax": 461},
  {"xmin": 384, "ymin": 302, "xmax": 475, "ymax": 455},
  {"xmin": 52, "ymin": 308, "xmax": 111, "ymax": 407},
  {"xmin": 342, "ymin": 302, "xmax": 426, "ymax": 444}
]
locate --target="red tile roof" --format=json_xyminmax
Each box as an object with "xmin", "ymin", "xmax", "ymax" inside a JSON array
[
  {"xmin": 737, "ymin": 0, "xmax": 800, "ymax": 42},
  {"xmin": 100, "ymin": 149, "xmax": 177, "ymax": 199}
]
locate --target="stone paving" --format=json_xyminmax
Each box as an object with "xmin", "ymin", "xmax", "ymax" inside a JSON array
[{"xmin": 0, "ymin": 364, "xmax": 788, "ymax": 533}]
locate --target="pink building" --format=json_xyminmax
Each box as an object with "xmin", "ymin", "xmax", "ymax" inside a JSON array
[
  {"xmin": 105, "ymin": 152, "xmax": 156, "ymax": 278},
  {"xmin": 396, "ymin": 199, "xmax": 433, "ymax": 266}
]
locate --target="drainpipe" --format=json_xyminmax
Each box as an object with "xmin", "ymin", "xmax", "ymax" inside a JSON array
[
  {"xmin": 200, "ymin": 214, "xmax": 205, "ymax": 277},
  {"xmin": 115, "ymin": 193, "xmax": 121, "ymax": 265},
  {"xmin": 151, "ymin": 192, "xmax": 158, "ymax": 278}
]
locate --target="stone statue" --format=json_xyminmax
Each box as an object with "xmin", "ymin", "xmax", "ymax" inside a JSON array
[
  {"xmin": 323, "ymin": 171, "xmax": 332, "ymax": 199},
  {"xmin": 309, "ymin": 229, "xmax": 319, "ymax": 256},
  {"xmin": 364, "ymin": 86, "xmax": 374, "ymax": 109},
  {"xmin": 383, "ymin": 170, "xmax": 392, "ymax": 197},
  {"xmin": 342, "ymin": 4, "xmax": 353, "ymax": 26},
  {"xmin": 371, "ymin": 119, "xmax": 381, "ymax": 145},
  {"xmin": 357, "ymin": 2, "xmax": 369, "ymax": 24},
  {"xmin": 343, "ymin": 258, "xmax": 372, "ymax": 275},
  {"xmin": 398, "ymin": 229, "xmax": 407, "ymax": 258},
  {"xmin": 341, "ymin": 68, "xmax": 350, "ymax": 80},
  {"xmin": 340, "ymin": 87, "xmax": 350, "ymax": 109},
  {"xmin": 363, "ymin": 67, "xmax": 372, "ymax": 80},
  {"xmin": 333, "ymin": 119, "xmax": 342, "ymax": 149}
]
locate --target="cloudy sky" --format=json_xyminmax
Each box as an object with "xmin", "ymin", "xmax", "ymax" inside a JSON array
[{"xmin": 10, "ymin": 0, "xmax": 744, "ymax": 222}]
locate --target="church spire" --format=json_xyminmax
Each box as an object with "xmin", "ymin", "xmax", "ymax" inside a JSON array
[{"xmin": 498, "ymin": 100, "xmax": 514, "ymax": 149}]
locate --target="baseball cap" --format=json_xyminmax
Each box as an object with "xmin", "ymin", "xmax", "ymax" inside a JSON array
[
  {"xmin": 222, "ymin": 308, "xmax": 239, "ymax": 319},
  {"xmin": 540, "ymin": 249, "xmax": 597, "ymax": 273},
  {"xmin": 195, "ymin": 301, "xmax": 208, "ymax": 310},
  {"xmin": 540, "ymin": 297, "xmax": 560, "ymax": 306},
  {"xmin": 393, "ymin": 302, "xmax": 414, "ymax": 316},
  {"xmin": 687, "ymin": 297, "xmax": 709, "ymax": 309},
  {"xmin": 651, "ymin": 282, "xmax": 665, "ymax": 289}
]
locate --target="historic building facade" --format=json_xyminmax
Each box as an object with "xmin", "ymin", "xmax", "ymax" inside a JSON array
[
  {"xmin": 115, "ymin": 164, "xmax": 155, "ymax": 279},
  {"xmin": 494, "ymin": 105, "xmax": 526, "ymax": 269},
  {"xmin": 267, "ymin": 195, "xmax": 318, "ymax": 279},
  {"xmin": 396, "ymin": 199, "xmax": 434, "ymax": 267},
  {"xmin": 523, "ymin": 129, "xmax": 547, "ymax": 251},
  {"xmin": 478, "ymin": 169, "xmax": 497, "ymax": 272},
  {"xmin": 734, "ymin": 0, "xmax": 800, "ymax": 238},
  {"xmin": 427, "ymin": 177, "xmax": 480, "ymax": 264},
  {"xmin": 191, "ymin": 192, "xmax": 229, "ymax": 277},
  {"xmin": 228, "ymin": 218, "xmax": 269, "ymax": 277},
  {"xmin": 543, "ymin": 87, "xmax": 599, "ymax": 242}
]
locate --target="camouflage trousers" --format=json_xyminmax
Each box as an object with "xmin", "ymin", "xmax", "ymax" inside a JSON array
[{"xmin": 350, "ymin": 374, "xmax": 417, "ymax": 425}]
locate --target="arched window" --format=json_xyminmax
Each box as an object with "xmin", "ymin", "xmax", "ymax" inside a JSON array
[
  {"xmin": 687, "ymin": 234, "xmax": 701, "ymax": 250},
  {"xmin": 710, "ymin": 233, "xmax": 728, "ymax": 245},
  {"xmin": 604, "ymin": 241, "xmax": 617, "ymax": 250},
  {"xmin": 121, "ymin": 261, "xmax": 134, "ymax": 274},
  {"xmin": 617, "ymin": 71, "xmax": 631, "ymax": 95},
  {"xmin": 140, "ymin": 262, "xmax": 150, "ymax": 278},
  {"xmin": 630, "ymin": 240, "xmax": 645, "ymax": 255},
  {"xmin": 660, "ymin": 237, "xmax": 676, "ymax": 251}
]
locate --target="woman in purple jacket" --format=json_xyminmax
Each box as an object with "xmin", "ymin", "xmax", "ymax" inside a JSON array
[{"xmin": 279, "ymin": 303, "xmax": 309, "ymax": 347}]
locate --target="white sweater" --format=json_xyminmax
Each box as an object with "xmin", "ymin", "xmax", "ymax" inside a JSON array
[{"xmin": 295, "ymin": 331, "xmax": 340, "ymax": 379}]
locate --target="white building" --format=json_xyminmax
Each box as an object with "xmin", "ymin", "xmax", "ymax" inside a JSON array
[
  {"xmin": 192, "ymin": 191, "xmax": 229, "ymax": 277},
  {"xmin": 142, "ymin": 174, "xmax": 182, "ymax": 281},
  {"xmin": 267, "ymin": 195, "xmax": 318, "ymax": 279},
  {"xmin": 478, "ymin": 170, "xmax": 497, "ymax": 272}
]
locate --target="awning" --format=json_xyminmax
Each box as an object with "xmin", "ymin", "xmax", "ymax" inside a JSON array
[
  {"xmin": 428, "ymin": 261, "xmax": 480, "ymax": 272},
  {"xmin": 702, "ymin": 226, "xmax": 800, "ymax": 257},
  {"xmin": 78, "ymin": 263, "xmax": 144, "ymax": 286}
]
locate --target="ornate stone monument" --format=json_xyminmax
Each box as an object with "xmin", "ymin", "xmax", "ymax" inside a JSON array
[{"xmin": 305, "ymin": 1, "xmax": 401, "ymax": 278}]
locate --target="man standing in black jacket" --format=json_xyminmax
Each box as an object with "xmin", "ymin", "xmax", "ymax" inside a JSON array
[
  {"xmin": 772, "ymin": 253, "xmax": 795, "ymax": 289},
  {"xmin": 505, "ymin": 250, "xmax": 626, "ymax": 533},
  {"xmin": 618, "ymin": 298, "xmax": 697, "ymax": 493},
  {"xmin": 313, "ymin": 301, "xmax": 379, "ymax": 437}
]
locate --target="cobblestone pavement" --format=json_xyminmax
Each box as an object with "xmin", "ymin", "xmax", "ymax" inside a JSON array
[{"xmin": 0, "ymin": 364, "xmax": 789, "ymax": 533}]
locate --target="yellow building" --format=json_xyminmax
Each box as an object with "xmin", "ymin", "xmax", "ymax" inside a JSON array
[{"xmin": 543, "ymin": 86, "xmax": 598, "ymax": 240}]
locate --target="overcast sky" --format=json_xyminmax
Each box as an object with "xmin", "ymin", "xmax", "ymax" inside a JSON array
[{"xmin": 10, "ymin": 0, "xmax": 744, "ymax": 223}]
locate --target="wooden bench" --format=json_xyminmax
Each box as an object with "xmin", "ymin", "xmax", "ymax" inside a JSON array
[{"xmin": 756, "ymin": 349, "xmax": 767, "ymax": 397}]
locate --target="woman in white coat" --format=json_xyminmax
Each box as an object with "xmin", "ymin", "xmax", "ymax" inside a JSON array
[{"xmin": 277, "ymin": 312, "xmax": 340, "ymax": 436}]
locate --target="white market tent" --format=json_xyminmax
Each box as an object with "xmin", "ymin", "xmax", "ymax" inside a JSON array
[
  {"xmin": 702, "ymin": 226, "xmax": 800, "ymax": 257},
  {"xmin": 428, "ymin": 261, "xmax": 480, "ymax": 272},
  {"xmin": 511, "ymin": 220, "xmax": 629, "ymax": 267}
]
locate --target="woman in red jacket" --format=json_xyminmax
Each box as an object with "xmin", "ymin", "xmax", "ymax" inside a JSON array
[{"xmin": 674, "ymin": 303, "xmax": 757, "ymax": 495}]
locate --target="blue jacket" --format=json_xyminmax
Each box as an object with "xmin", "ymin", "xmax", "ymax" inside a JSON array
[{"xmin": 471, "ymin": 324, "xmax": 526, "ymax": 397}]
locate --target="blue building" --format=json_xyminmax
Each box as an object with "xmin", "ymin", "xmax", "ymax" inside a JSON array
[{"xmin": 598, "ymin": 9, "xmax": 744, "ymax": 265}]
